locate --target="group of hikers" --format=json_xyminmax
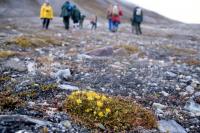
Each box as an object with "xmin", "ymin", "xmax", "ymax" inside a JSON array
[{"xmin": 40, "ymin": 0, "xmax": 143, "ymax": 35}]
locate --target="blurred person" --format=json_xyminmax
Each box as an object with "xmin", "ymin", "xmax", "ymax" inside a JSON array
[
  {"xmin": 40, "ymin": 0, "xmax": 54, "ymax": 29},
  {"xmin": 107, "ymin": 4, "xmax": 113, "ymax": 31},
  {"xmin": 90, "ymin": 15, "xmax": 97, "ymax": 30},
  {"xmin": 60, "ymin": 1, "xmax": 73, "ymax": 30},
  {"xmin": 79, "ymin": 14, "xmax": 86, "ymax": 29},
  {"xmin": 111, "ymin": 4, "xmax": 123, "ymax": 32},
  {"xmin": 132, "ymin": 6, "xmax": 143, "ymax": 35},
  {"xmin": 71, "ymin": 5, "xmax": 81, "ymax": 28}
]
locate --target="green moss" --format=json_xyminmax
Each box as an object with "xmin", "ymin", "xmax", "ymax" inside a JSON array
[{"xmin": 40, "ymin": 84, "xmax": 58, "ymax": 91}]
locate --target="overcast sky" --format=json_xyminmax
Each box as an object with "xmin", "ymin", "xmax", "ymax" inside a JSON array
[{"xmin": 126, "ymin": 0, "xmax": 200, "ymax": 24}]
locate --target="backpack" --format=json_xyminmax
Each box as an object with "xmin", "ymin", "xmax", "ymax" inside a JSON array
[
  {"xmin": 112, "ymin": 5, "xmax": 119, "ymax": 16},
  {"xmin": 67, "ymin": 4, "xmax": 73, "ymax": 11},
  {"xmin": 136, "ymin": 8, "xmax": 142, "ymax": 16}
]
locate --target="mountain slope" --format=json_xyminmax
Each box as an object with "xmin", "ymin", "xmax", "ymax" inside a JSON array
[{"xmin": 0, "ymin": 0, "xmax": 176, "ymax": 24}]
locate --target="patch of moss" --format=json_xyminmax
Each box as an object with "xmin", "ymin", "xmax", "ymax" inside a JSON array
[
  {"xmin": 0, "ymin": 50, "xmax": 17, "ymax": 58},
  {"xmin": 18, "ymin": 90, "xmax": 37, "ymax": 99},
  {"xmin": 9, "ymin": 35, "xmax": 62, "ymax": 48},
  {"xmin": 40, "ymin": 84, "xmax": 57, "ymax": 91},
  {"xmin": 14, "ymin": 36, "xmax": 31, "ymax": 48},
  {"xmin": 0, "ymin": 75, "xmax": 11, "ymax": 84},
  {"xmin": 184, "ymin": 59, "xmax": 200, "ymax": 66},
  {"xmin": 0, "ymin": 89, "xmax": 24, "ymax": 110},
  {"xmin": 64, "ymin": 90, "xmax": 157, "ymax": 132}
]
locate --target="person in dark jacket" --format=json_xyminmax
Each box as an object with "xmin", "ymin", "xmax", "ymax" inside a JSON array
[
  {"xmin": 71, "ymin": 5, "xmax": 81, "ymax": 28},
  {"xmin": 133, "ymin": 7, "xmax": 143, "ymax": 35},
  {"xmin": 79, "ymin": 14, "xmax": 86, "ymax": 29},
  {"xmin": 60, "ymin": 1, "xmax": 73, "ymax": 30}
]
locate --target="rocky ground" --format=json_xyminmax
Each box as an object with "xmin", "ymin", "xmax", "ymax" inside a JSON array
[{"xmin": 0, "ymin": 17, "xmax": 200, "ymax": 133}]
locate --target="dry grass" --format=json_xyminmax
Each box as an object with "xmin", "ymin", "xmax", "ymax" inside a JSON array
[
  {"xmin": 162, "ymin": 45, "xmax": 198, "ymax": 56},
  {"xmin": 0, "ymin": 50, "xmax": 17, "ymax": 58},
  {"xmin": 0, "ymin": 89, "xmax": 24, "ymax": 110},
  {"xmin": 0, "ymin": 75, "xmax": 11, "ymax": 84},
  {"xmin": 115, "ymin": 45, "xmax": 140, "ymax": 55},
  {"xmin": 7, "ymin": 35, "xmax": 62, "ymax": 48},
  {"xmin": 183, "ymin": 59, "xmax": 200, "ymax": 66},
  {"xmin": 64, "ymin": 90, "xmax": 157, "ymax": 132}
]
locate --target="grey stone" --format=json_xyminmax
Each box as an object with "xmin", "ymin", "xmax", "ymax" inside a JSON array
[
  {"xmin": 113, "ymin": 48, "xmax": 129, "ymax": 57},
  {"xmin": 86, "ymin": 46, "xmax": 113, "ymax": 57},
  {"xmin": 158, "ymin": 120, "xmax": 187, "ymax": 133},
  {"xmin": 55, "ymin": 69, "xmax": 71, "ymax": 81},
  {"xmin": 58, "ymin": 84, "xmax": 79, "ymax": 91},
  {"xmin": 186, "ymin": 86, "xmax": 194, "ymax": 94},
  {"xmin": 152, "ymin": 103, "xmax": 167, "ymax": 110},
  {"xmin": 4, "ymin": 58, "xmax": 27, "ymax": 72},
  {"xmin": 166, "ymin": 71, "xmax": 177, "ymax": 79},
  {"xmin": 184, "ymin": 99, "xmax": 200, "ymax": 116},
  {"xmin": 60, "ymin": 120, "xmax": 72, "ymax": 129}
]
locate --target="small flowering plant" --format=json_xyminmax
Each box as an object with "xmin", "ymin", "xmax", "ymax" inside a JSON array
[{"xmin": 64, "ymin": 90, "xmax": 157, "ymax": 132}]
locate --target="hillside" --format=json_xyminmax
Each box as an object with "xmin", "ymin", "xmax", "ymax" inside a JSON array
[{"xmin": 0, "ymin": 0, "xmax": 175, "ymax": 24}]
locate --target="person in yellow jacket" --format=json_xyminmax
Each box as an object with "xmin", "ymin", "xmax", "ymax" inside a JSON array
[{"xmin": 40, "ymin": 1, "xmax": 54, "ymax": 29}]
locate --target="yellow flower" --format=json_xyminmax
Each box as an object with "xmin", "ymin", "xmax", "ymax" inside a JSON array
[
  {"xmin": 101, "ymin": 95, "xmax": 107, "ymax": 101},
  {"xmin": 97, "ymin": 101, "xmax": 103, "ymax": 108},
  {"xmin": 105, "ymin": 108, "xmax": 111, "ymax": 113},
  {"xmin": 95, "ymin": 95, "xmax": 101, "ymax": 99},
  {"xmin": 76, "ymin": 99, "xmax": 82, "ymax": 105},
  {"xmin": 85, "ymin": 108, "xmax": 92, "ymax": 113},
  {"xmin": 68, "ymin": 95, "xmax": 74, "ymax": 100},
  {"xmin": 98, "ymin": 112, "xmax": 104, "ymax": 117},
  {"xmin": 87, "ymin": 96, "xmax": 94, "ymax": 101}
]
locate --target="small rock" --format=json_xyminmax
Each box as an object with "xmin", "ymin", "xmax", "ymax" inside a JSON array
[
  {"xmin": 152, "ymin": 103, "xmax": 167, "ymax": 110},
  {"xmin": 86, "ymin": 46, "xmax": 113, "ymax": 57},
  {"xmin": 60, "ymin": 120, "xmax": 72, "ymax": 128},
  {"xmin": 165, "ymin": 71, "xmax": 177, "ymax": 79},
  {"xmin": 58, "ymin": 84, "xmax": 79, "ymax": 91},
  {"xmin": 161, "ymin": 91, "xmax": 169, "ymax": 97},
  {"xmin": 113, "ymin": 48, "xmax": 129, "ymax": 57},
  {"xmin": 158, "ymin": 120, "xmax": 187, "ymax": 133},
  {"xmin": 184, "ymin": 99, "xmax": 200, "ymax": 116},
  {"xmin": 4, "ymin": 58, "xmax": 27, "ymax": 72},
  {"xmin": 186, "ymin": 86, "xmax": 194, "ymax": 94},
  {"xmin": 55, "ymin": 69, "xmax": 71, "ymax": 81}
]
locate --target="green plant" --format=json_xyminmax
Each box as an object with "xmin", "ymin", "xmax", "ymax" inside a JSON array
[
  {"xmin": 64, "ymin": 90, "xmax": 157, "ymax": 132},
  {"xmin": 40, "ymin": 84, "xmax": 57, "ymax": 91}
]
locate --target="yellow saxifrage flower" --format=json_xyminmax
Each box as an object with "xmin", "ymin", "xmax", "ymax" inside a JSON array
[
  {"xmin": 68, "ymin": 95, "xmax": 74, "ymax": 100},
  {"xmin": 105, "ymin": 108, "xmax": 111, "ymax": 113},
  {"xmin": 98, "ymin": 112, "xmax": 104, "ymax": 117},
  {"xmin": 95, "ymin": 94, "xmax": 101, "ymax": 100},
  {"xmin": 87, "ymin": 96, "xmax": 94, "ymax": 101},
  {"xmin": 76, "ymin": 99, "xmax": 82, "ymax": 105},
  {"xmin": 85, "ymin": 108, "xmax": 92, "ymax": 113},
  {"xmin": 101, "ymin": 95, "xmax": 107, "ymax": 101},
  {"xmin": 97, "ymin": 101, "xmax": 103, "ymax": 108}
]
